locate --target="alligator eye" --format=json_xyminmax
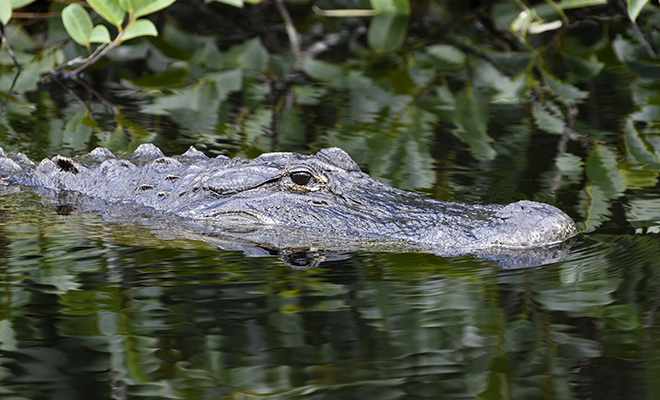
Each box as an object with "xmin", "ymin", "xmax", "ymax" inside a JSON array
[{"xmin": 291, "ymin": 171, "xmax": 313, "ymax": 186}]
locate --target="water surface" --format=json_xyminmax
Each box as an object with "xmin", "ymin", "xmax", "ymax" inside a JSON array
[{"xmin": 1, "ymin": 184, "xmax": 659, "ymax": 399}]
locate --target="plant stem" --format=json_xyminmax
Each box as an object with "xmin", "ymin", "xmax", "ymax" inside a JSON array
[{"xmin": 275, "ymin": 0, "xmax": 302, "ymax": 70}]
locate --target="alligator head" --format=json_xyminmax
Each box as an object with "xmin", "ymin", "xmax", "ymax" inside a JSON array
[{"xmin": 158, "ymin": 147, "xmax": 579, "ymax": 251}]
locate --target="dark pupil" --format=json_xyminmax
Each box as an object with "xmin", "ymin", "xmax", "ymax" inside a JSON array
[{"xmin": 291, "ymin": 171, "xmax": 312, "ymax": 185}]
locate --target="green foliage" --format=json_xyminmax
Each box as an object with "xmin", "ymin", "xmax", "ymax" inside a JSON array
[
  {"xmin": 628, "ymin": 0, "xmax": 651, "ymax": 22},
  {"xmin": 0, "ymin": 0, "xmax": 12, "ymax": 25}
]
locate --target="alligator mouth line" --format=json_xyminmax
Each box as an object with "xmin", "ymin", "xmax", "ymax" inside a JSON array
[{"xmin": 202, "ymin": 210, "xmax": 273, "ymax": 224}]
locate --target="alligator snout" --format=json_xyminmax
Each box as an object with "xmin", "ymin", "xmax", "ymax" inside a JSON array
[{"xmin": 471, "ymin": 200, "xmax": 579, "ymax": 249}]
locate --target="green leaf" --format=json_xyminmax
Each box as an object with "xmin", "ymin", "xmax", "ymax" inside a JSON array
[
  {"xmin": 563, "ymin": 53, "xmax": 605, "ymax": 79},
  {"xmin": 532, "ymin": 102, "xmax": 565, "ymax": 135},
  {"xmin": 544, "ymin": 73, "xmax": 589, "ymax": 103},
  {"xmin": 599, "ymin": 305, "xmax": 640, "ymax": 330},
  {"xmin": 128, "ymin": 68, "xmax": 188, "ymax": 89},
  {"xmin": 302, "ymin": 58, "xmax": 348, "ymax": 88},
  {"xmin": 450, "ymin": 89, "xmax": 496, "ymax": 160},
  {"xmin": 118, "ymin": 0, "xmax": 142, "ymax": 12},
  {"xmin": 370, "ymin": 0, "xmax": 410, "ymax": 14},
  {"xmin": 241, "ymin": 37, "xmax": 269, "ymax": 71},
  {"xmin": 61, "ymin": 3, "xmax": 94, "ymax": 46},
  {"xmin": 9, "ymin": 0, "xmax": 36, "ymax": 7},
  {"xmin": 121, "ymin": 18, "xmax": 158, "ymax": 42},
  {"xmin": 427, "ymin": 44, "xmax": 467, "ymax": 70},
  {"xmin": 627, "ymin": 0, "xmax": 650, "ymax": 22},
  {"xmin": 134, "ymin": 0, "xmax": 176, "ymax": 17},
  {"xmin": 368, "ymin": 14, "xmax": 408, "ymax": 53},
  {"xmin": 586, "ymin": 143, "xmax": 625, "ymax": 199},
  {"xmin": 0, "ymin": 0, "xmax": 11, "ymax": 25},
  {"xmin": 619, "ymin": 161, "xmax": 659, "ymax": 189},
  {"xmin": 556, "ymin": 0, "xmax": 607, "ymax": 9},
  {"xmin": 89, "ymin": 24, "xmax": 111, "ymax": 43},
  {"xmin": 624, "ymin": 119, "xmax": 660, "ymax": 165},
  {"xmin": 87, "ymin": 0, "xmax": 125, "ymax": 26},
  {"xmin": 211, "ymin": 0, "xmax": 243, "ymax": 8}
]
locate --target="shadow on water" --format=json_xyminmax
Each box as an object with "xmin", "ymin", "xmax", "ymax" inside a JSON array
[{"xmin": 1, "ymin": 189, "xmax": 659, "ymax": 399}]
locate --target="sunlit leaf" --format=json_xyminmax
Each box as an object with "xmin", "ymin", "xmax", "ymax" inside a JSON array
[
  {"xmin": 370, "ymin": 0, "xmax": 410, "ymax": 14},
  {"xmin": 89, "ymin": 24, "xmax": 111, "ymax": 43},
  {"xmin": 368, "ymin": 13, "xmax": 408, "ymax": 53},
  {"xmin": 121, "ymin": 18, "xmax": 158, "ymax": 42},
  {"xmin": 0, "ymin": 0, "xmax": 11, "ymax": 25},
  {"xmin": 87, "ymin": 0, "xmax": 125, "ymax": 26},
  {"xmin": 211, "ymin": 0, "xmax": 243, "ymax": 8},
  {"xmin": 627, "ymin": 0, "xmax": 650, "ymax": 22},
  {"xmin": 134, "ymin": 0, "xmax": 176, "ymax": 17},
  {"xmin": 557, "ymin": 0, "xmax": 607, "ymax": 9},
  {"xmin": 9, "ymin": 0, "xmax": 36, "ymax": 6},
  {"xmin": 118, "ymin": 0, "xmax": 141, "ymax": 12},
  {"xmin": 61, "ymin": 4, "xmax": 94, "ymax": 46}
]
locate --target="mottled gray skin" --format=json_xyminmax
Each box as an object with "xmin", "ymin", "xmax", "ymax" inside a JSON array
[{"xmin": 0, "ymin": 144, "xmax": 579, "ymax": 266}]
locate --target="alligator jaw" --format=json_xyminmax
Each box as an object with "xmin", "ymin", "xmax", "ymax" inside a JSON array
[{"xmin": 468, "ymin": 200, "xmax": 579, "ymax": 249}]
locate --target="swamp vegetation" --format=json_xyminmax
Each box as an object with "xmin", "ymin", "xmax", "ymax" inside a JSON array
[{"xmin": 1, "ymin": 0, "xmax": 660, "ymax": 398}]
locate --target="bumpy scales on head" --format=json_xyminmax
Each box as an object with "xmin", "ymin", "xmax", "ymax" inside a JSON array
[{"xmin": 0, "ymin": 144, "xmax": 579, "ymax": 267}]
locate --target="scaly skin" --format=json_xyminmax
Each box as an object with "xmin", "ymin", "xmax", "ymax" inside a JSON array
[{"xmin": 0, "ymin": 144, "xmax": 579, "ymax": 266}]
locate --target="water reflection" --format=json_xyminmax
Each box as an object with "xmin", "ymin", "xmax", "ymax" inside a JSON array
[{"xmin": 0, "ymin": 189, "xmax": 659, "ymax": 399}]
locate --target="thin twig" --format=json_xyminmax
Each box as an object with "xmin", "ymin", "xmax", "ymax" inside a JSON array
[
  {"xmin": 275, "ymin": 0, "xmax": 302, "ymax": 70},
  {"xmin": 0, "ymin": 24, "xmax": 20, "ymax": 68},
  {"xmin": 10, "ymin": 12, "xmax": 62, "ymax": 19},
  {"xmin": 53, "ymin": 43, "xmax": 108, "ymax": 73},
  {"xmin": 72, "ymin": 38, "xmax": 122, "ymax": 75},
  {"xmin": 0, "ymin": 24, "xmax": 22, "ymax": 119},
  {"xmin": 76, "ymin": 76, "xmax": 119, "ymax": 115},
  {"xmin": 0, "ymin": 72, "xmax": 20, "ymax": 120},
  {"xmin": 550, "ymin": 103, "xmax": 578, "ymax": 194}
]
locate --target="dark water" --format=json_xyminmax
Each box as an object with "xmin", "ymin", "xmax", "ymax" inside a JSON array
[{"xmin": 1, "ymin": 173, "xmax": 659, "ymax": 399}]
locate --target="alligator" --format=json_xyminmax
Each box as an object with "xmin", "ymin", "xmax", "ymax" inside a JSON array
[{"xmin": 0, "ymin": 144, "xmax": 579, "ymax": 268}]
